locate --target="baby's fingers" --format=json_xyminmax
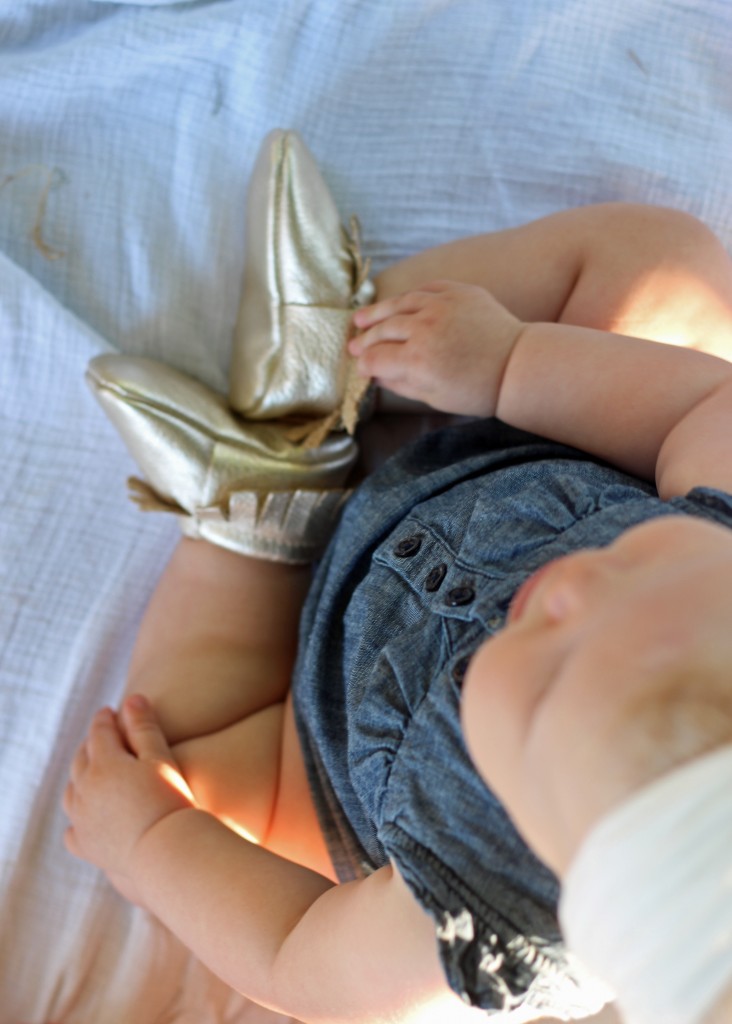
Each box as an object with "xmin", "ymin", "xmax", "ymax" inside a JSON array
[
  {"xmin": 349, "ymin": 313, "xmax": 417, "ymax": 356},
  {"xmin": 119, "ymin": 694, "xmax": 175, "ymax": 765},
  {"xmin": 352, "ymin": 289, "xmax": 429, "ymax": 332},
  {"xmin": 62, "ymin": 777, "xmax": 75, "ymax": 817},
  {"xmin": 63, "ymin": 823, "xmax": 81, "ymax": 858},
  {"xmin": 69, "ymin": 739, "xmax": 89, "ymax": 785},
  {"xmin": 120, "ymin": 697, "xmax": 195, "ymax": 805},
  {"xmin": 352, "ymin": 341, "xmax": 428, "ymax": 405},
  {"xmin": 86, "ymin": 706, "xmax": 126, "ymax": 760}
]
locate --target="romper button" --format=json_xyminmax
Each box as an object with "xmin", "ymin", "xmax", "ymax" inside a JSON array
[
  {"xmin": 394, "ymin": 535, "xmax": 422, "ymax": 558},
  {"xmin": 425, "ymin": 563, "xmax": 447, "ymax": 592},
  {"xmin": 452, "ymin": 656, "xmax": 471, "ymax": 686},
  {"xmin": 446, "ymin": 585, "xmax": 476, "ymax": 607}
]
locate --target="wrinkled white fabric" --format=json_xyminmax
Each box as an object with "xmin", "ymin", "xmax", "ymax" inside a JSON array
[{"xmin": 2, "ymin": 1, "xmax": 732, "ymax": 1020}]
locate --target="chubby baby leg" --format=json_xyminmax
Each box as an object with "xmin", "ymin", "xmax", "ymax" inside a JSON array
[
  {"xmin": 124, "ymin": 538, "xmax": 309, "ymax": 744},
  {"xmin": 556, "ymin": 203, "xmax": 732, "ymax": 359},
  {"xmin": 120, "ymin": 538, "xmax": 333, "ymax": 874},
  {"xmin": 172, "ymin": 703, "xmax": 285, "ymax": 845}
]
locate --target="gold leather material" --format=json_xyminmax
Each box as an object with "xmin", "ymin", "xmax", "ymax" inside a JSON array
[
  {"xmin": 230, "ymin": 129, "xmax": 374, "ymax": 428},
  {"xmin": 86, "ymin": 354, "xmax": 356, "ymax": 561},
  {"xmin": 180, "ymin": 488, "xmax": 352, "ymax": 563}
]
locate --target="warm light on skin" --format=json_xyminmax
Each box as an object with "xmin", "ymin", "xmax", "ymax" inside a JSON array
[
  {"xmin": 599, "ymin": 264, "xmax": 732, "ymax": 362},
  {"xmin": 219, "ymin": 816, "xmax": 259, "ymax": 843},
  {"xmin": 461, "ymin": 516, "xmax": 732, "ymax": 876},
  {"xmin": 156, "ymin": 761, "xmax": 196, "ymax": 804},
  {"xmin": 154, "ymin": 761, "xmax": 259, "ymax": 843}
]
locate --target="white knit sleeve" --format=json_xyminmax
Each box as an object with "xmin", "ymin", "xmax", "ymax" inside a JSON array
[{"xmin": 560, "ymin": 745, "xmax": 732, "ymax": 1024}]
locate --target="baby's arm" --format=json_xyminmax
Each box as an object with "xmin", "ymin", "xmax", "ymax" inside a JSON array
[
  {"xmin": 351, "ymin": 280, "xmax": 732, "ymax": 498},
  {"xmin": 495, "ymin": 315, "xmax": 732, "ymax": 497},
  {"xmin": 66, "ymin": 699, "xmax": 613, "ymax": 1023},
  {"xmin": 374, "ymin": 204, "xmax": 732, "ymax": 361},
  {"xmin": 64, "ymin": 699, "xmax": 481, "ymax": 1023}
]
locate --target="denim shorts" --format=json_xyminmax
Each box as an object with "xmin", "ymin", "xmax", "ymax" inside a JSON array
[{"xmin": 292, "ymin": 418, "xmax": 732, "ymax": 1016}]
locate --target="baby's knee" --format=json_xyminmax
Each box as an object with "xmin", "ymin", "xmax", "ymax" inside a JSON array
[
  {"xmin": 591, "ymin": 202, "xmax": 724, "ymax": 266},
  {"xmin": 565, "ymin": 202, "xmax": 732, "ymax": 352}
]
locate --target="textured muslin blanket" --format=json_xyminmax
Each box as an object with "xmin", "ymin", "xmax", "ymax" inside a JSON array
[{"xmin": 1, "ymin": 1, "xmax": 731, "ymax": 1020}]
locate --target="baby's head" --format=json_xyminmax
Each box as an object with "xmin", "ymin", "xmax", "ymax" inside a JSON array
[{"xmin": 460, "ymin": 515, "xmax": 732, "ymax": 876}]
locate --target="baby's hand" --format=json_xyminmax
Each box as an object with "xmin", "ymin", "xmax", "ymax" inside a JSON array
[
  {"xmin": 350, "ymin": 280, "xmax": 523, "ymax": 416},
  {"xmin": 63, "ymin": 696, "xmax": 195, "ymax": 902}
]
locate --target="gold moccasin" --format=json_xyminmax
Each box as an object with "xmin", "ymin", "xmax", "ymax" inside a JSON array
[
  {"xmin": 230, "ymin": 129, "xmax": 374, "ymax": 440},
  {"xmin": 86, "ymin": 354, "xmax": 356, "ymax": 562}
]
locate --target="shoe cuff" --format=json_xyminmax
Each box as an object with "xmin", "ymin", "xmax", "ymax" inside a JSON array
[{"xmin": 131, "ymin": 477, "xmax": 350, "ymax": 563}]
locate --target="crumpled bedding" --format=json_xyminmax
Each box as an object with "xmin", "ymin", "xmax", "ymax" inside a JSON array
[{"xmin": 1, "ymin": 1, "xmax": 731, "ymax": 1020}]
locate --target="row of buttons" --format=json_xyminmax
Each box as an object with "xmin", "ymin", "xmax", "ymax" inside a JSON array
[
  {"xmin": 394, "ymin": 534, "xmax": 476, "ymax": 606},
  {"xmin": 393, "ymin": 534, "xmax": 507, "ymax": 688}
]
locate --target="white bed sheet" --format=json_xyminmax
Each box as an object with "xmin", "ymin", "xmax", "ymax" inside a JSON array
[{"xmin": 1, "ymin": 0, "xmax": 731, "ymax": 1019}]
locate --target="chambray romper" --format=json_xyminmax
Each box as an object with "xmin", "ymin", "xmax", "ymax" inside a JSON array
[{"xmin": 292, "ymin": 418, "xmax": 732, "ymax": 1016}]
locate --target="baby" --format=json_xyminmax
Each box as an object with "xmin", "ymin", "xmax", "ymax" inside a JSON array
[{"xmin": 64, "ymin": 136, "xmax": 732, "ymax": 1024}]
